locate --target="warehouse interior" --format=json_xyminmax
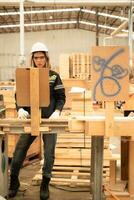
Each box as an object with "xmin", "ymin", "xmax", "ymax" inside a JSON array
[{"xmin": 0, "ymin": 0, "xmax": 134, "ymax": 200}]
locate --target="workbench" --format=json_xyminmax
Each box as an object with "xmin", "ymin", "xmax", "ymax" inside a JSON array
[{"xmin": 0, "ymin": 115, "xmax": 134, "ymax": 200}]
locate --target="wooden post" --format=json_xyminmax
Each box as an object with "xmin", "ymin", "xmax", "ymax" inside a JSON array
[
  {"xmin": 90, "ymin": 136, "xmax": 104, "ymax": 200},
  {"xmin": 128, "ymin": 140, "xmax": 134, "ymax": 197},
  {"xmin": 121, "ymin": 136, "xmax": 129, "ymax": 181},
  {"xmin": 109, "ymin": 160, "xmax": 117, "ymax": 186},
  {"xmin": 105, "ymin": 101, "xmax": 114, "ymax": 136},
  {"xmin": 30, "ymin": 68, "xmax": 40, "ymax": 136}
]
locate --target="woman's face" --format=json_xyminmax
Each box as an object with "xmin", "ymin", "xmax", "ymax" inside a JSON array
[{"xmin": 33, "ymin": 52, "xmax": 46, "ymax": 68}]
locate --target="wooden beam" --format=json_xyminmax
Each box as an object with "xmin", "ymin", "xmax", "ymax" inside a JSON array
[
  {"xmin": 111, "ymin": 20, "xmax": 128, "ymax": 36},
  {"xmin": 30, "ymin": 68, "xmax": 40, "ymax": 136}
]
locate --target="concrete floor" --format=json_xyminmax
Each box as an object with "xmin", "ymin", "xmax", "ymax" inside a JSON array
[{"xmin": 9, "ymin": 161, "xmax": 91, "ymax": 200}]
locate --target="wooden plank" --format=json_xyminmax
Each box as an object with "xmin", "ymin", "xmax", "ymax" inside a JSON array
[
  {"xmin": 32, "ymin": 164, "xmax": 110, "ymax": 187},
  {"xmin": 91, "ymin": 46, "xmax": 129, "ymax": 101},
  {"xmin": 104, "ymin": 185, "xmax": 123, "ymax": 200},
  {"xmin": 24, "ymin": 126, "xmax": 49, "ymax": 133},
  {"xmin": 30, "ymin": 69, "xmax": 40, "ymax": 136},
  {"xmin": 59, "ymin": 54, "xmax": 70, "ymax": 79},
  {"xmin": 16, "ymin": 68, "xmax": 50, "ymax": 107},
  {"xmin": 55, "ymin": 148, "xmax": 112, "ymax": 160},
  {"xmin": 62, "ymin": 79, "xmax": 92, "ymax": 90},
  {"xmin": 105, "ymin": 102, "xmax": 115, "ymax": 136},
  {"xmin": 110, "ymin": 160, "xmax": 117, "ymax": 186},
  {"xmin": 84, "ymin": 117, "xmax": 134, "ymax": 136}
]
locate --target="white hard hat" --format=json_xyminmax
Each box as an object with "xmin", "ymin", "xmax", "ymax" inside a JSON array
[{"xmin": 31, "ymin": 42, "xmax": 48, "ymax": 53}]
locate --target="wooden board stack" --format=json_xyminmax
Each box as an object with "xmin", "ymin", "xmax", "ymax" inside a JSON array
[
  {"xmin": 0, "ymin": 81, "xmax": 41, "ymax": 161},
  {"xmin": 59, "ymin": 53, "xmax": 91, "ymax": 80},
  {"xmin": 70, "ymin": 53, "xmax": 91, "ymax": 80},
  {"xmin": 59, "ymin": 54, "xmax": 70, "ymax": 79},
  {"xmin": 32, "ymin": 132, "xmax": 119, "ymax": 187}
]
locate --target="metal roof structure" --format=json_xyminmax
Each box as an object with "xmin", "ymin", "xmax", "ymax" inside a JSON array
[{"xmin": 0, "ymin": 1, "xmax": 132, "ymax": 35}]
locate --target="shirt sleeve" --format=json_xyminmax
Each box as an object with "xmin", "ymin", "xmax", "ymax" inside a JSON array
[{"xmin": 54, "ymin": 73, "xmax": 66, "ymax": 112}]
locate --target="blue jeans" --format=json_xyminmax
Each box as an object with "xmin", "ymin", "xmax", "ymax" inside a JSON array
[{"xmin": 10, "ymin": 133, "xmax": 57, "ymax": 178}]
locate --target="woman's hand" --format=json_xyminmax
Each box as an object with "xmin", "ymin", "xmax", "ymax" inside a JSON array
[
  {"xmin": 49, "ymin": 110, "xmax": 60, "ymax": 119},
  {"xmin": 18, "ymin": 108, "xmax": 30, "ymax": 119}
]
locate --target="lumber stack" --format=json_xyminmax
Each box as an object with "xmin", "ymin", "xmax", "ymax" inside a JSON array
[
  {"xmin": 51, "ymin": 134, "xmax": 114, "ymax": 187},
  {"xmin": 32, "ymin": 132, "xmax": 119, "ymax": 187},
  {"xmin": 70, "ymin": 53, "xmax": 91, "ymax": 80},
  {"xmin": 59, "ymin": 54, "xmax": 70, "ymax": 79},
  {"xmin": 0, "ymin": 81, "xmax": 41, "ymax": 160},
  {"xmin": 59, "ymin": 53, "xmax": 91, "ymax": 80},
  {"xmin": 0, "ymin": 88, "xmax": 17, "ymax": 118},
  {"xmin": 70, "ymin": 90, "xmax": 93, "ymax": 115}
]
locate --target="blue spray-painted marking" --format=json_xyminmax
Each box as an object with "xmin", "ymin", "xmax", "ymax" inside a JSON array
[{"xmin": 92, "ymin": 48, "xmax": 128, "ymax": 101}]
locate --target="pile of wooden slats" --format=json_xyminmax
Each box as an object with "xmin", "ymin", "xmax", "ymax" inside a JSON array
[
  {"xmin": 59, "ymin": 54, "xmax": 70, "ymax": 79},
  {"xmin": 0, "ymin": 81, "xmax": 41, "ymax": 160},
  {"xmin": 32, "ymin": 132, "xmax": 119, "ymax": 187},
  {"xmin": 59, "ymin": 53, "xmax": 91, "ymax": 80},
  {"xmin": 0, "ymin": 89, "xmax": 17, "ymax": 118},
  {"xmin": 70, "ymin": 53, "xmax": 91, "ymax": 80}
]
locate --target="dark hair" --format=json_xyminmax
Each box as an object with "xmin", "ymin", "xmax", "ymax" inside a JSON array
[{"xmin": 31, "ymin": 51, "xmax": 51, "ymax": 69}]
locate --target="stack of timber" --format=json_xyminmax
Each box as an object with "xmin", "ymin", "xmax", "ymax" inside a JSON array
[
  {"xmin": 32, "ymin": 131, "xmax": 118, "ymax": 187},
  {"xmin": 59, "ymin": 54, "xmax": 70, "ymax": 79},
  {"xmin": 70, "ymin": 53, "xmax": 91, "ymax": 80},
  {"xmin": 0, "ymin": 86, "xmax": 16, "ymax": 118},
  {"xmin": 62, "ymin": 79, "xmax": 92, "ymax": 111},
  {"xmin": 68, "ymin": 89, "xmax": 102, "ymax": 116},
  {"xmin": 0, "ymin": 81, "xmax": 41, "ymax": 162},
  {"xmin": 59, "ymin": 53, "xmax": 91, "ymax": 80},
  {"xmin": 70, "ymin": 90, "xmax": 93, "ymax": 116}
]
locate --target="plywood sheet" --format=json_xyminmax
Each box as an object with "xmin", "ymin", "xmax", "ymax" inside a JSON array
[
  {"xmin": 91, "ymin": 46, "xmax": 129, "ymax": 101},
  {"xmin": 16, "ymin": 68, "xmax": 50, "ymax": 107}
]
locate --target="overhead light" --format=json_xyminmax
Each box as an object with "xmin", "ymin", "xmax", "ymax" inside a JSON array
[
  {"xmin": 0, "ymin": 24, "xmax": 20, "ymax": 28},
  {"xmin": 25, "ymin": 8, "xmax": 80, "ymax": 14},
  {"xmin": 81, "ymin": 9, "xmax": 95, "ymax": 15},
  {"xmin": 0, "ymin": 20, "xmax": 128, "ymax": 33},
  {"xmin": 0, "ymin": 20, "xmax": 128, "ymax": 32},
  {"xmin": 0, "ymin": 8, "xmax": 80, "ymax": 16},
  {"xmin": 80, "ymin": 20, "xmax": 116, "ymax": 30},
  {"xmin": 81, "ymin": 9, "xmax": 128, "ymax": 21},
  {"xmin": 79, "ymin": 20, "xmax": 128, "ymax": 32},
  {"xmin": 25, "ymin": 20, "xmax": 77, "ymax": 26},
  {"xmin": 98, "ymin": 12, "xmax": 127, "ymax": 20},
  {"xmin": 0, "ymin": 11, "xmax": 20, "ymax": 16},
  {"xmin": 0, "ymin": 20, "xmax": 77, "ymax": 28},
  {"xmin": 0, "ymin": 7, "xmax": 128, "ymax": 22}
]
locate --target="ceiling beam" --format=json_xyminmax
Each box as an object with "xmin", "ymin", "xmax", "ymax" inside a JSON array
[
  {"xmin": 111, "ymin": 20, "xmax": 128, "ymax": 36},
  {"xmin": 0, "ymin": 0, "xmax": 132, "ymax": 7}
]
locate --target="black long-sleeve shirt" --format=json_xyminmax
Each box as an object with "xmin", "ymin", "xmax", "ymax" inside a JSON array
[{"xmin": 16, "ymin": 70, "xmax": 66, "ymax": 118}]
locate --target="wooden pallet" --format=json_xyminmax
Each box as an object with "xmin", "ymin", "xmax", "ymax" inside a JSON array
[
  {"xmin": 70, "ymin": 53, "xmax": 91, "ymax": 80},
  {"xmin": 32, "ymin": 133, "xmax": 119, "ymax": 187},
  {"xmin": 32, "ymin": 164, "xmax": 110, "ymax": 187}
]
